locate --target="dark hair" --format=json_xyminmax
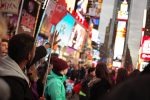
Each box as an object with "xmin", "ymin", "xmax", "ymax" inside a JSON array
[
  {"xmin": 129, "ymin": 69, "xmax": 140, "ymax": 78},
  {"xmin": 95, "ymin": 63, "xmax": 111, "ymax": 83},
  {"xmin": 116, "ymin": 68, "xmax": 128, "ymax": 84},
  {"xmin": 141, "ymin": 62, "xmax": 150, "ymax": 74},
  {"xmin": 1, "ymin": 39, "xmax": 9, "ymax": 43},
  {"xmin": 26, "ymin": 45, "xmax": 47, "ymax": 69},
  {"xmin": 8, "ymin": 33, "xmax": 34, "ymax": 64},
  {"xmin": 45, "ymin": 42, "xmax": 50, "ymax": 46},
  {"xmin": 37, "ymin": 61, "xmax": 48, "ymax": 81},
  {"xmin": 88, "ymin": 67, "xmax": 95, "ymax": 74}
]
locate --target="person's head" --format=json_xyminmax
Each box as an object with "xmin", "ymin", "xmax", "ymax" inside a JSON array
[
  {"xmin": 116, "ymin": 68, "xmax": 128, "ymax": 84},
  {"xmin": 26, "ymin": 45, "xmax": 47, "ymax": 70},
  {"xmin": 88, "ymin": 67, "xmax": 96, "ymax": 78},
  {"xmin": 52, "ymin": 58, "xmax": 69, "ymax": 75},
  {"xmin": 95, "ymin": 63, "xmax": 112, "ymax": 85},
  {"xmin": 129, "ymin": 69, "xmax": 140, "ymax": 78},
  {"xmin": 44, "ymin": 42, "xmax": 51, "ymax": 49},
  {"xmin": 8, "ymin": 33, "xmax": 35, "ymax": 69},
  {"xmin": 0, "ymin": 39, "xmax": 8, "ymax": 56},
  {"xmin": 110, "ymin": 70, "xmax": 116, "ymax": 77},
  {"xmin": 95, "ymin": 63, "xmax": 109, "ymax": 79}
]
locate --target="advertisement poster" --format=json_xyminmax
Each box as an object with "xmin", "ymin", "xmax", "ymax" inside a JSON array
[
  {"xmin": 18, "ymin": 0, "xmax": 40, "ymax": 36},
  {"xmin": 56, "ymin": 13, "xmax": 75, "ymax": 47},
  {"xmin": 40, "ymin": 0, "xmax": 56, "ymax": 35},
  {"xmin": 141, "ymin": 36, "xmax": 150, "ymax": 61},
  {"xmin": 68, "ymin": 23, "xmax": 86, "ymax": 50},
  {"xmin": 87, "ymin": 0, "xmax": 103, "ymax": 30},
  {"xmin": 0, "ymin": 0, "xmax": 21, "ymax": 14},
  {"xmin": 75, "ymin": 0, "xmax": 88, "ymax": 15}
]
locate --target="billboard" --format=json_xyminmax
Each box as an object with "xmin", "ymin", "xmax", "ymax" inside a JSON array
[
  {"xmin": 68, "ymin": 23, "xmax": 86, "ymax": 50},
  {"xmin": 113, "ymin": 21, "xmax": 126, "ymax": 60},
  {"xmin": 56, "ymin": 13, "xmax": 75, "ymax": 47},
  {"xmin": 91, "ymin": 29, "xmax": 99, "ymax": 43},
  {"xmin": 140, "ymin": 36, "xmax": 150, "ymax": 61},
  {"xmin": 75, "ymin": 0, "xmax": 88, "ymax": 15},
  {"xmin": 50, "ymin": 0, "xmax": 67, "ymax": 25},
  {"xmin": 87, "ymin": 0, "xmax": 102, "ymax": 30},
  {"xmin": 65, "ymin": 0, "xmax": 76, "ymax": 12}
]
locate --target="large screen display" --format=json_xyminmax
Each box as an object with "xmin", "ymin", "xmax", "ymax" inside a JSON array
[
  {"xmin": 68, "ymin": 23, "xmax": 86, "ymax": 50},
  {"xmin": 56, "ymin": 13, "xmax": 75, "ymax": 47}
]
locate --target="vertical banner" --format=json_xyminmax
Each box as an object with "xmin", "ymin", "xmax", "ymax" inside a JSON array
[{"xmin": 17, "ymin": 0, "xmax": 40, "ymax": 36}]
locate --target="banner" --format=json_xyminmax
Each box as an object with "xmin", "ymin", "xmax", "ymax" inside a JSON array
[
  {"xmin": 50, "ymin": 0, "xmax": 67, "ymax": 25},
  {"xmin": 140, "ymin": 36, "xmax": 150, "ymax": 61},
  {"xmin": 18, "ymin": 0, "xmax": 40, "ymax": 36},
  {"xmin": 0, "ymin": 0, "xmax": 21, "ymax": 14}
]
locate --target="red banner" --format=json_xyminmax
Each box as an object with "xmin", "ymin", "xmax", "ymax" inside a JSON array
[
  {"xmin": 50, "ymin": 0, "xmax": 67, "ymax": 25},
  {"xmin": 140, "ymin": 36, "xmax": 150, "ymax": 61}
]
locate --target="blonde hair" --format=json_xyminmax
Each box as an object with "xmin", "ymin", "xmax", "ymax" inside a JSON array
[{"xmin": 0, "ymin": 15, "xmax": 7, "ymax": 39}]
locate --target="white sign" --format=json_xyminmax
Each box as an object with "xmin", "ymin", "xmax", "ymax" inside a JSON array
[{"xmin": 142, "ymin": 40, "xmax": 150, "ymax": 54}]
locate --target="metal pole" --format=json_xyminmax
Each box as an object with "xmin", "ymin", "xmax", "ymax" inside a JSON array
[{"xmin": 15, "ymin": 0, "xmax": 24, "ymax": 35}]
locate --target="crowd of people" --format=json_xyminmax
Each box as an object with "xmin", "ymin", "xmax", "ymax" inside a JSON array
[{"xmin": 0, "ymin": 15, "xmax": 150, "ymax": 100}]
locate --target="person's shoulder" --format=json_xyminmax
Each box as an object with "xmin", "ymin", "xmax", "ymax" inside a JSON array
[
  {"xmin": 1, "ymin": 76, "xmax": 28, "ymax": 86},
  {"xmin": 1, "ymin": 76, "xmax": 32, "ymax": 100}
]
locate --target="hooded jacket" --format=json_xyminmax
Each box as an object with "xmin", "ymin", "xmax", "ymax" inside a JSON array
[
  {"xmin": 44, "ymin": 71, "xmax": 66, "ymax": 100},
  {"xmin": 0, "ymin": 56, "xmax": 32, "ymax": 100}
]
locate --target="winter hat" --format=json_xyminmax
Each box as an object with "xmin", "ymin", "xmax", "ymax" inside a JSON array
[
  {"xmin": 52, "ymin": 58, "xmax": 69, "ymax": 72},
  {"xmin": 26, "ymin": 46, "xmax": 47, "ymax": 69}
]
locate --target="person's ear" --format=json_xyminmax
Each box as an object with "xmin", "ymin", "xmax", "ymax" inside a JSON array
[{"xmin": 27, "ymin": 52, "xmax": 32, "ymax": 61}]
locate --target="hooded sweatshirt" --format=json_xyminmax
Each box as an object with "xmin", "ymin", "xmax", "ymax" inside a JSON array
[
  {"xmin": 0, "ymin": 56, "xmax": 32, "ymax": 100},
  {"xmin": 0, "ymin": 56, "xmax": 29, "ymax": 83},
  {"xmin": 44, "ymin": 71, "xmax": 66, "ymax": 100}
]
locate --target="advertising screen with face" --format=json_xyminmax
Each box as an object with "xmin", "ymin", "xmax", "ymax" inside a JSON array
[
  {"xmin": 68, "ymin": 23, "xmax": 86, "ymax": 50},
  {"xmin": 56, "ymin": 13, "xmax": 75, "ymax": 47}
]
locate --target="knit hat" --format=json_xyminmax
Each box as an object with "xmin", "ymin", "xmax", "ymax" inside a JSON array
[
  {"xmin": 26, "ymin": 46, "xmax": 47, "ymax": 69},
  {"xmin": 52, "ymin": 58, "xmax": 69, "ymax": 71}
]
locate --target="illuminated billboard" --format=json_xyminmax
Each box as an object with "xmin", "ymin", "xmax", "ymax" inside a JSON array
[
  {"xmin": 113, "ymin": 21, "xmax": 126, "ymax": 60},
  {"xmin": 113, "ymin": 0, "xmax": 128, "ymax": 62},
  {"xmin": 65, "ymin": 0, "xmax": 76, "ymax": 12},
  {"xmin": 68, "ymin": 23, "xmax": 86, "ymax": 50},
  {"xmin": 75, "ymin": 0, "xmax": 88, "ymax": 15},
  {"xmin": 140, "ymin": 36, "xmax": 150, "ymax": 61},
  {"xmin": 56, "ymin": 13, "xmax": 75, "ymax": 47}
]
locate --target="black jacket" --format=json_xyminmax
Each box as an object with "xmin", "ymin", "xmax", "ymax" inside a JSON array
[
  {"xmin": 103, "ymin": 74, "xmax": 150, "ymax": 100},
  {"xmin": 1, "ymin": 76, "xmax": 32, "ymax": 100},
  {"xmin": 89, "ymin": 78, "xmax": 111, "ymax": 100},
  {"xmin": 0, "ymin": 56, "xmax": 32, "ymax": 100}
]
